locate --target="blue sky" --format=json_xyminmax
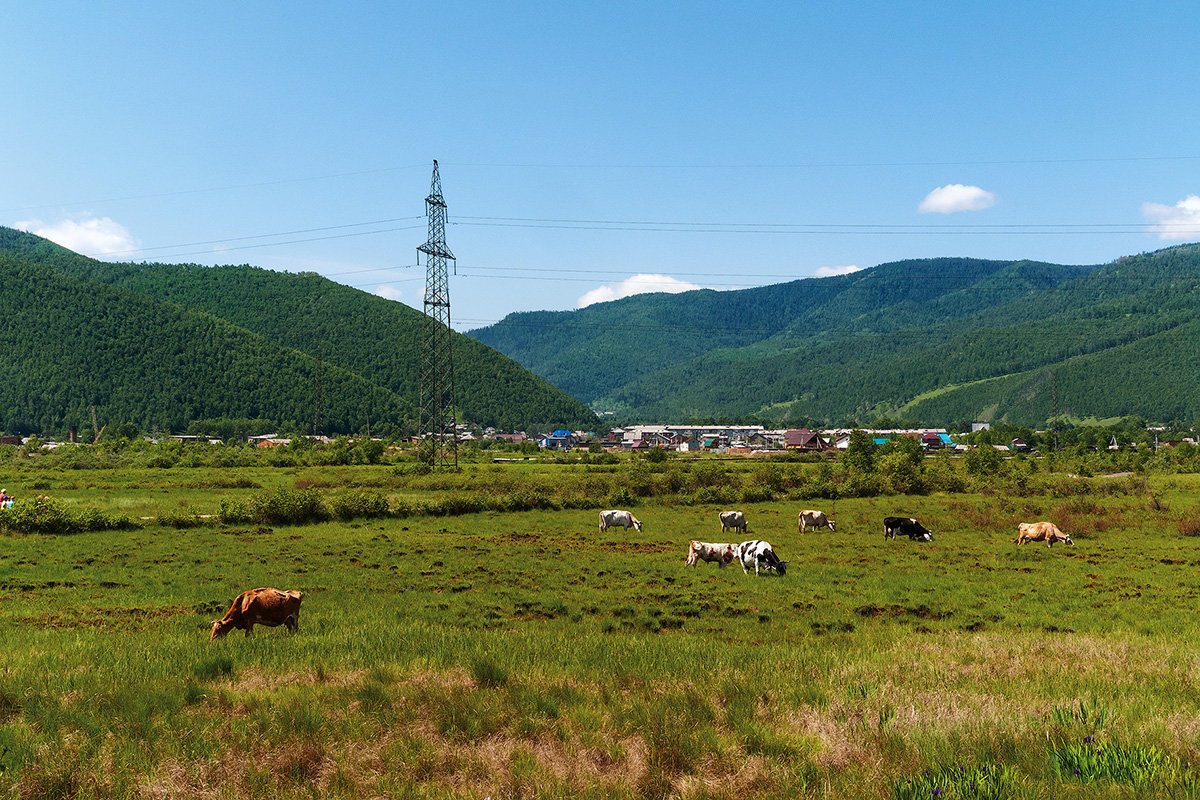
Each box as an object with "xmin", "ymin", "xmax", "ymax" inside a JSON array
[{"xmin": 5, "ymin": 3, "xmax": 1200, "ymax": 329}]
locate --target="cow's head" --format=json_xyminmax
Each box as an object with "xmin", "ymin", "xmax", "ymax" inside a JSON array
[
  {"xmin": 633, "ymin": 520, "xmax": 643, "ymax": 532},
  {"xmin": 775, "ymin": 561, "xmax": 788, "ymax": 576},
  {"xmin": 1063, "ymin": 535, "xmax": 1075, "ymax": 546},
  {"xmin": 210, "ymin": 619, "xmax": 232, "ymax": 641},
  {"xmin": 922, "ymin": 532, "xmax": 932, "ymax": 541},
  {"xmin": 827, "ymin": 519, "xmax": 836, "ymax": 532}
]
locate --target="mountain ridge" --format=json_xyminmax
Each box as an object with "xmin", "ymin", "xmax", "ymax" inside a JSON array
[
  {"xmin": 0, "ymin": 227, "xmax": 597, "ymax": 435},
  {"xmin": 471, "ymin": 246, "xmax": 1200, "ymax": 426}
]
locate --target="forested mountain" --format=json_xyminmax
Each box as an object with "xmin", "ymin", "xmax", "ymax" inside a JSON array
[
  {"xmin": 471, "ymin": 247, "xmax": 1200, "ymax": 426},
  {"xmin": 0, "ymin": 228, "xmax": 596, "ymax": 435}
]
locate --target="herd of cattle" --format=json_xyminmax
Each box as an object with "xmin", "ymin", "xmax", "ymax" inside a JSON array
[
  {"xmin": 603, "ymin": 507, "xmax": 1075, "ymax": 581},
  {"xmin": 206, "ymin": 509, "xmax": 1074, "ymax": 642}
]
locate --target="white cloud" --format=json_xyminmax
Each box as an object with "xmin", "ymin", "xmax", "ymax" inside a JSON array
[
  {"xmin": 814, "ymin": 264, "xmax": 864, "ymax": 277},
  {"xmin": 1142, "ymin": 194, "xmax": 1200, "ymax": 241},
  {"xmin": 918, "ymin": 184, "xmax": 996, "ymax": 214},
  {"xmin": 578, "ymin": 273, "xmax": 703, "ymax": 307},
  {"xmin": 13, "ymin": 215, "xmax": 139, "ymax": 258},
  {"xmin": 374, "ymin": 284, "xmax": 404, "ymax": 301}
]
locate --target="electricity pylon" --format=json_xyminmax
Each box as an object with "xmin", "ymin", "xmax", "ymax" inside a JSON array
[{"xmin": 417, "ymin": 160, "xmax": 458, "ymax": 468}]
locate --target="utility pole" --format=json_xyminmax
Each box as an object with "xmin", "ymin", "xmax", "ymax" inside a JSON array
[
  {"xmin": 1051, "ymin": 371, "xmax": 1060, "ymax": 452},
  {"xmin": 418, "ymin": 160, "xmax": 459, "ymax": 469}
]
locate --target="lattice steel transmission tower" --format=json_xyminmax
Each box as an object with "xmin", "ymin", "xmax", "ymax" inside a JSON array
[{"xmin": 417, "ymin": 160, "xmax": 459, "ymax": 468}]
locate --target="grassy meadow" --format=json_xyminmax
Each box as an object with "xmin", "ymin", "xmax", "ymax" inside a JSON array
[{"xmin": 3, "ymin": 451, "xmax": 1200, "ymax": 798}]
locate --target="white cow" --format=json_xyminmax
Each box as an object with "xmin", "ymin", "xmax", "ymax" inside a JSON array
[
  {"xmin": 719, "ymin": 510, "xmax": 748, "ymax": 535},
  {"xmin": 735, "ymin": 540, "xmax": 787, "ymax": 576},
  {"xmin": 798, "ymin": 509, "xmax": 836, "ymax": 533},
  {"xmin": 599, "ymin": 509, "xmax": 642, "ymax": 532},
  {"xmin": 685, "ymin": 540, "xmax": 736, "ymax": 567}
]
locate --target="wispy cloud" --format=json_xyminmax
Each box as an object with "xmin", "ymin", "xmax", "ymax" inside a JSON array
[
  {"xmin": 1142, "ymin": 194, "xmax": 1200, "ymax": 241},
  {"xmin": 13, "ymin": 215, "xmax": 140, "ymax": 258},
  {"xmin": 374, "ymin": 284, "xmax": 404, "ymax": 301},
  {"xmin": 815, "ymin": 264, "xmax": 863, "ymax": 277},
  {"xmin": 578, "ymin": 273, "xmax": 703, "ymax": 307},
  {"xmin": 918, "ymin": 184, "xmax": 996, "ymax": 214}
]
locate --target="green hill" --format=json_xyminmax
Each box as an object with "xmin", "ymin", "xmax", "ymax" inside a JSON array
[
  {"xmin": 471, "ymin": 247, "xmax": 1200, "ymax": 426},
  {"xmin": 0, "ymin": 227, "xmax": 596, "ymax": 435}
]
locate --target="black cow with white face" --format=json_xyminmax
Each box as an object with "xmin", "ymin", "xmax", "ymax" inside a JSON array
[{"xmin": 883, "ymin": 516, "xmax": 932, "ymax": 541}]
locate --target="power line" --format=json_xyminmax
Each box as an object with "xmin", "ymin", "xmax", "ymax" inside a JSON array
[
  {"xmin": 109, "ymin": 217, "xmax": 423, "ymax": 255},
  {"xmin": 449, "ymin": 155, "xmax": 1200, "ymax": 169},
  {"xmin": 453, "ymin": 219, "xmax": 1190, "ymax": 235},
  {"xmin": 127, "ymin": 224, "xmax": 426, "ymax": 261},
  {"xmin": 455, "ymin": 214, "xmax": 1182, "ymax": 229},
  {"xmin": 2, "ymin": 165, "xmax": 430, "ymax": 214}
]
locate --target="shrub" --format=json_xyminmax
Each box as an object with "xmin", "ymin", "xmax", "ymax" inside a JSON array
[
  {"xmin": 218, "ymin": 488, "xmax": 329, "ymax": 526},
  {"xmin": 328, "ymin": 490, "xmax": 390, "ymax": 521},
  {"xmin": 878, "ymin": 451, "xmax": 924, "ymax": 494},
  {"xmin": 694, "ymin": 486, "xmax": 737, "ymax": 506},
  {"xmin": 0, "ymin": 495, "xmax": 137, "ymax": 535}
]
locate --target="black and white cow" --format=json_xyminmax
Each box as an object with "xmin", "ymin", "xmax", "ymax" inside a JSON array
[
  {"xmin": 883, "ymin": 516, "xmax": 932, "ymax": 541},
  {"xmin": 735, "ymin": 540, "xmax": 787, "ymax": 576}
]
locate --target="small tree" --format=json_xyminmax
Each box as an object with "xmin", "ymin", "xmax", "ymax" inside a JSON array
[{"xmin": 843, "ymin": 430, "xmax": 876, "ymax": 473}]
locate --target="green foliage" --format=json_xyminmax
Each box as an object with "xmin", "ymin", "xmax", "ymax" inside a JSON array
[
  {"xmin": 895, "ymin": 762, "xmax": 1026, "ymax": 799},
  {"xmin": 219, "ymin": 488, "xmax": 330, "ymax": 525},
  {"xmin": 0, "ymin": 227, "xmax": 596, "ymax": 435},
  {"xmin": 327, "ymin": 489, "xmax": 390, "ymax": 521},
  {"xmin": 1051, "ymin": 737, "xmax": 1192, "ymax": 789},
  {"xmin": 843, "ymin": 430, "xmax": 876, "ymax": 473},
  {"xmin": 474, "ymin": 245, "xmax": 1200, "ymax": 426},
  {"xmin": 0, "ymin": 495, "xmax": 137, "ymax": 535},
  {"xmin": 964, "ymin": 446, "xmax": 1005, "ymax": 476}
]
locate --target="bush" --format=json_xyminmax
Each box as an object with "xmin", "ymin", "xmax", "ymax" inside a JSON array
[
  {"xmin": 0, "ymin": 495, "xmax": 138, "ymax": 535},
  {"xmin": 218, "ymin": 488, "xmax": 329, "ymax": 526},
  {"xmin": 328, "ymin": 490, "xmax": 390, "ymax": 521}
]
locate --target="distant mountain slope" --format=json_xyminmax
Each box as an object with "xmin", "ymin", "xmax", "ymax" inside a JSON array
[
  {"xmin": 0, "ymin": 252, "xmax": 409, "ymax": 434},
  {"xmin": 471, "ymin": 246, "xmax": 1200, "ymax": 426},
  {"xmin": 0, "ymin": 227, "xmax": 597, "ymax": 434},
  {"xmin": 471, "ymin": 257, "xmax": 1097, "ymax": 404}
]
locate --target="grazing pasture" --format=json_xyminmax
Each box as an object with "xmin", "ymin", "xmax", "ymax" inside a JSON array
[{"xmin": 2, "ymin": 461, "xmax": 1200, "ymax": 798}]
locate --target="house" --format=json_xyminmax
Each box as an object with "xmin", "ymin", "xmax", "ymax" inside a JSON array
[
  {"xmin": 1010, "ymin": 438, "xmax": 1030, "ymax": 452},
  {"xmin": 921, "ymin": 432, "xmax": 945, "ymax": 451},
  {"xmin": 784, "ymin": 428, "xmax": 828, "ymax": 451},
  {"xmin": 539, "ymin": 430, "xmax": 574, "ymax": 450}
]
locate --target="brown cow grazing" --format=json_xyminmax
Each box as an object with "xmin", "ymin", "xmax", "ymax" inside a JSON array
[
  {"xmin": 685, "ymin": 540, "xmax": 736, "ymax": 567},
  {"xmin": 1015, "ymin": 521, "xmax": 1074, "ymax": 548},
  {"xmin": 210, "ymin": 587, "xmax": 303, "ymax": 641}
]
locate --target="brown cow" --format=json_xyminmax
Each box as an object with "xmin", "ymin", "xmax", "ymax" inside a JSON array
[
  {"xmin": 210, "ymin": 587, "xmax": 303, "ymax": 640},
  {"xmin": 1015, "ymin": 521, "xmax": 1074, "ymax": 548},
  {"xmin": 685, "ymin": 540, "xmax": 736, "ymax": 567}
]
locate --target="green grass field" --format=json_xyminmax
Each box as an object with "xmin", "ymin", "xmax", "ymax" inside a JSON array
[{"xmin": 3, "ymin": 461, "xmax": 1200, "ymax": 798}]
